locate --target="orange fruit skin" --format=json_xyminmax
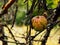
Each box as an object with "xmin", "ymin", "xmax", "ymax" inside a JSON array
[{"xmin": 31, "ymin": 16, "xmax": 47, "ymax": 32}]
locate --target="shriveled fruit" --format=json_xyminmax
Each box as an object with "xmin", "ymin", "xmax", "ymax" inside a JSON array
[{"xmin": 31, "ymin": 16, "xmax": 47, "ymax": 32}]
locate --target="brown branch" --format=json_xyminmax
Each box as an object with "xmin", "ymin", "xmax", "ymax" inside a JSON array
[
  {"xmin": 11, "ymin": 0, "xmax": 18, "ymax": 29},
  {"xmin": 43, "ymin": 0, "xmax": 47, "ymax": 11},
  {"xmin": 41, "ymin": 20, "xmax": 60, "ymax": 45},
  {"xmin": 38, "ymin": 0, "xmax": 41, "ymax": 15},
  {"xmin": 4, "ymin": 24, "xmax": 19, "ymax": 45},
  {"xmin": 1, "ymin": 39, "xmax": 26, "ymax": 45},
  {"xmin": 0, "ymin": 0, "xmax": 16, "ymax": 17},
  {"xmin": 2, "ymin": 0, "xmax": 16, "ymax": 10},
  {"xmin": 27, "ymin": 0, "xmax": 36, "ymax": 15}
]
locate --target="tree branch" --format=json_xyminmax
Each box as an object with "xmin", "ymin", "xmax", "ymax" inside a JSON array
[
  {"xmin": 41, "ymin": 20, "xmax": 60, "ymax": 45},
  {"xmin": 11, "ymin": 0, "xmax": 18, "ymax": 29},
  {"xmin": 0, "ymin": 0, "xmax": 16, "ymax": 17}
]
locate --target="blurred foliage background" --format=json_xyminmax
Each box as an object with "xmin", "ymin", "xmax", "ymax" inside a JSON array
[{"xmin": 0, "ymin": 0, "xmax": 59, "ymax": 26}]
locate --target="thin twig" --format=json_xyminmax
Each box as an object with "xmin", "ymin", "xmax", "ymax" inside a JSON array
[
  {"xmin": 1, "ymin": 39, "xmax": 26, "ymax": 45},
  {"xmin": 11, "ymin": 0, "xmax": 18, "ymax": 29},
  {"xmin": 4, "ymin": 24, "xmax": 19, "ymax": 45}
]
